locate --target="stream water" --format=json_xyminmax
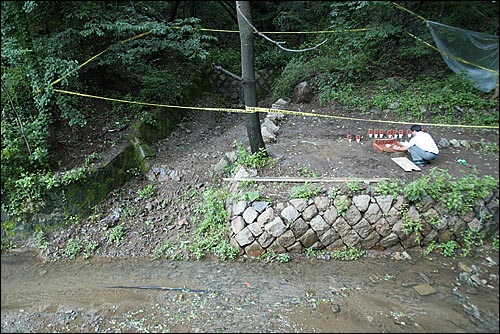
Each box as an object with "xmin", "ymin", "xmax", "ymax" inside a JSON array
[{"xmin": 1, "ymin": 248, "xmax": 499, "ymax": 333}]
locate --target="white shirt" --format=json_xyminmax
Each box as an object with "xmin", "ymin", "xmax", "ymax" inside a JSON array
[{"xmin": 405, "ymin": 131, "xmax": 439, "ymax": 154}]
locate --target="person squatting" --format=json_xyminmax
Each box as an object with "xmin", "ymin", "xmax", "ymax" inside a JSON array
[{"xmin": 394, "ymin": 124, "xmax": 439, "ymax": 167}]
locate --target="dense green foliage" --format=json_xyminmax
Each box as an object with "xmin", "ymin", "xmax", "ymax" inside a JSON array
[
  {"xmin": 1, "ymin": 1, "xmax": 499, "ymax": 229},
  {"xmin": 272, "ymin": 1, "xmax": 498, "ymax": 123},
  {"xmin": 1, "ymin": 1, "xmax": 219, "ymax": 223}
]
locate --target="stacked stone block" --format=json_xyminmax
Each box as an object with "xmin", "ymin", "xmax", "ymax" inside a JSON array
[{"xmin": 228, "ymin": 190, "xmax": 499, "ymax": 257}]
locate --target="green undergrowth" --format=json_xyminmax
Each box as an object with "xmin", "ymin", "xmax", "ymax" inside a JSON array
[
  {"xmin": 2, "ymin": 149, "xmax": 498, "ymax": 263},
  {"xmin": 317, "ymin": 74, "xmax": 498, "ymax": 126}
]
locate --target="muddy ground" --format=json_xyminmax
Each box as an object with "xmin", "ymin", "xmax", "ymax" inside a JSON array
[{"xmin": 1, "ymin": 246, "xmax": 499, "ymax": 333}]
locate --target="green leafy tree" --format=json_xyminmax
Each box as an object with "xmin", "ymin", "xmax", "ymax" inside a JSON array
[{"xmin": 1, "ymin": 1, "xmax": 219, "ymax": 221}]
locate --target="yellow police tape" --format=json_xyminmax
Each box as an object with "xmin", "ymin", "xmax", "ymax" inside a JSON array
[
  {"xmin": 54, "ymin": 88, "xmax": 498, "ymax": 130},
  {"xmin": 49, "ymin": 3, "xmax": 497, "ymax": 98},
  {"xmin": 53, "ymin": 89, "xmax": 249, "ymax": 114},
  {"xmin": 48, "ymin": 1, "xmax": 496, "ymax": 93},
  {"xmin": 245, "ymin": 106, "xmax": 498, "ymax": 129},
  {"xmin": 49, "ymin": 3, "xmax": 497, "ymax": 132},
  {"xmin": 390, "ymin": 1, "xmax": 427, "ymax": 22}
]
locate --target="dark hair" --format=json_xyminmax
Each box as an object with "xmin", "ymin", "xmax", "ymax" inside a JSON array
[{"xmin": 410, "ymin": 124, "xmax": 422, "ymax": 132}]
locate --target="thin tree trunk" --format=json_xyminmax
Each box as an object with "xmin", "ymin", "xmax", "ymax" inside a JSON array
[{"xmin": 236, "ymin": 1, "xmax": 266, "ymax": 154}]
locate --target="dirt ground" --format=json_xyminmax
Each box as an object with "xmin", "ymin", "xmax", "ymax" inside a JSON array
[
  {"xmin": 2, "ymin": 95, "xmax": 499, "ymax": 333},
  {"xmin": 40, "ymin": 95, "xmax": 500, "ymax": 259},
  {"xmin": 50, "ymin": 96, "xmax": 500, "ymax": 184}
]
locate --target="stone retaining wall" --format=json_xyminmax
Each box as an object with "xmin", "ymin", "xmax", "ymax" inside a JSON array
[{"xmin": 228, "ymin": 190, "xmax": 499, "ymax": 257}]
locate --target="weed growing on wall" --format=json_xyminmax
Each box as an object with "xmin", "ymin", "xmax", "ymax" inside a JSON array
[
  {"xmin": 403, "ymin": 168, "xmax": 498, "ymax": 215},
  {"xmin": 290, "ymin": 182, "xmax": 323, "ymax": 200}
]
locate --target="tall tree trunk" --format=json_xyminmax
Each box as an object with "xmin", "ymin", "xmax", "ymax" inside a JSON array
[
  {"xmin": 167, "ymin": 1, "xmax": 180, "ymax": 21},
  {"xmin": 236, "ymin": 1, "xmax": 266, "ymax": 155}
]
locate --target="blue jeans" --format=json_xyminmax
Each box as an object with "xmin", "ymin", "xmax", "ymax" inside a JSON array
[{"xmin": 408, "ymin": 146, "xmax": 438, "ymax": 165}]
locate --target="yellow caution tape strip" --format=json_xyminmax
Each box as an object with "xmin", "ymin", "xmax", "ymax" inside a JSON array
[
  {"xmin": 49, "ymin": 32, "xmax": 154, "ymax": 88},
  {"xmin": 53, "ymin": 89, "xmax": 249, "ymax": 114},
  {"xmin": 390, "ymin": 1, "xmax": 427, "ymax": 22},
  {"xmin": 53, "ymin": 88, "xmax": 498, "ymax": 130},
  {"xmin": 49, "ymin": 10, "xmax": 497, "ymax": 132},
  {"xmin": 48, "ymin": 4, "xmax": 496, "ymax": 94},
  {"xmin": 200, "ymin": 28, "xmax": 368, "ymax": 34},
  {"xmin": 246, "ymin": 106, "xmax": 498, "ymax": 129}
]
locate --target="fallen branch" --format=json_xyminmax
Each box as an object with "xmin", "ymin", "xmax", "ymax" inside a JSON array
[
  {"xmin": 223, "ymin": 177, "xmax": 390, "ymax": 183},
  {"xmin": 106, "ymin": 285, "xmax": 212, "ymax": 293}
]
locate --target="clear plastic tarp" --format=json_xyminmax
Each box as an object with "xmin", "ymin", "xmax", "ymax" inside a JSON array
[{"xmin": 427, "ymin": 20, "xmax": 499, "ymax": 92}]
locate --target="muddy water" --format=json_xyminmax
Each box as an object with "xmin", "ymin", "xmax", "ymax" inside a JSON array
[{"xmin": 1, "ymin": 249, "xmax": 499, "ymax": 333}]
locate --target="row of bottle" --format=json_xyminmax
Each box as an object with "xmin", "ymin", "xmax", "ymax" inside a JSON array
[
  {"xmin": 368, "ymin": 129, "xmax": 412, "ymax": 139},
  {"xmin": 346, "ymin": 129, "xmax": 412, "ymax": 142}
]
